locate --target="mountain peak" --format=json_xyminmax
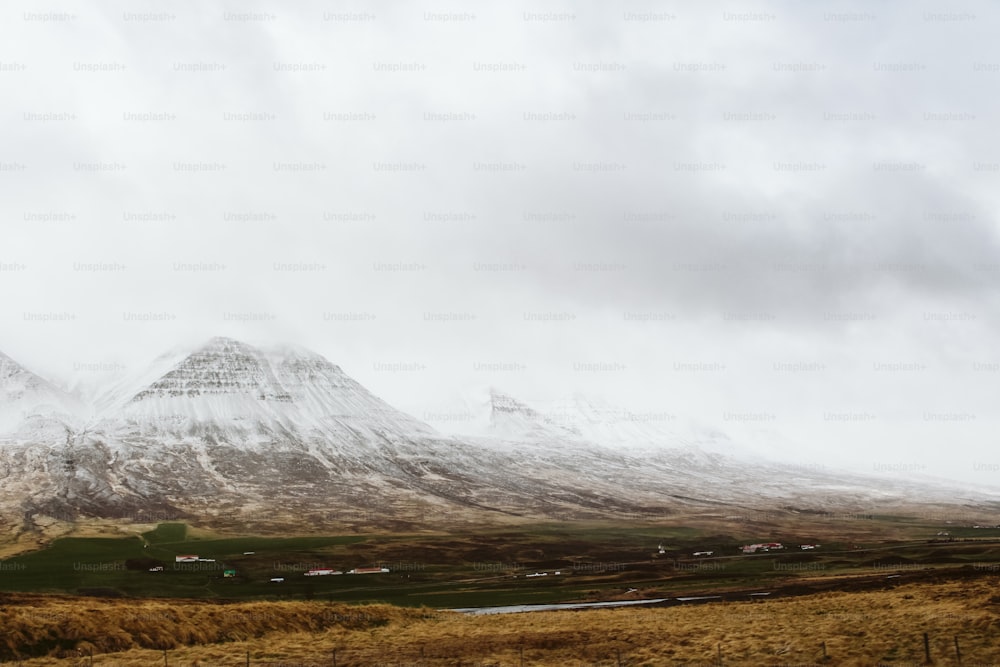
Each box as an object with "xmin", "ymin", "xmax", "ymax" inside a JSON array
[
  {"xmin": 0, "ymin": 349, "xmax": 81, "ymax": 436},
  {"xmin": 192, "ymin": 336, "xmax": 262, "ymax": 359},
  {"xmin": 200, "ymin": 335, "xmax": 251, "ymax": 349},
  {"xmin": 192, "ymin": 338, "xmax": 342, "ymax": 372},
  {"xmin": 0, "ymin": 350, "xmax": 61, "ymax": 396},
  {"xmin": 0, "ymin": 348, "xmax": 29, "ymax": 378},
  {"xmin": 131, "ymin": 337, "xmax": 286, "ymax": 403},
  {"xmin": 486, "ymin": 388, "xmax": 580, "ymax": 440},
  {"xmin": 488, "ymin": 387, "xmax": 533, "ymax": 412},
  {"xmin": 98, "ymin": 339, "xmax": 435, "ymax": 444}
]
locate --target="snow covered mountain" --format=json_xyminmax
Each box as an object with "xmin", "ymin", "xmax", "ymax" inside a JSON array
[
  {"xmin": 0, "ymin": 338, "xmax": 994, "ymax": 535},
  {"xmin": 485, "ymin": 388, "xmax": 580, "ymax": 441},
  {"xmin": 90, "ymin": 336, "xmax": 436, "ymax": 446},
  {"xmin": 0, "ymin": 350, "xmax": 81, "ymax": 442},
  {"xmin": 0, "ymin": 339, "xmax": 680, "ymax": 529},
  {"xmin": 543, "ymin": 393, "xmax": 707, "ymax": 449},
  {"xmin": 458, "ymin": 388, "xmax": 746, "ymax": 464}
]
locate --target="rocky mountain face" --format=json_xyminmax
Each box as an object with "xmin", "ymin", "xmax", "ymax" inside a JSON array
[
  {"xmin": 94, "ymin": 337, "xmax": 436, "ymax": 446},
  {"xmin": 0, "ymin": 338, "xmax": 994, "ymax": 535}
]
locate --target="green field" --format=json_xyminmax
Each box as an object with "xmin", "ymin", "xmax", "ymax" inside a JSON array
[
  {"xmin": 2, "ymin": 519, "xmax": 999, "ymax": 608},
  {"xmin": 142, "ymin": 522, "xmax": 188, "ymax": 543},
  {"xmin": 0, "ymin": 525, "xmax": 371, "ymax": 599}
]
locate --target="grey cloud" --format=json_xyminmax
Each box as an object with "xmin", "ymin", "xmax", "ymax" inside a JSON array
[{"xmin": 3, "ymin": 0, "xmax": 999, "ymax": 485}]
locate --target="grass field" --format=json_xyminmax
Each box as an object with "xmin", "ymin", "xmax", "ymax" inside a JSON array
[
  {"xmin": 4, "ymin": 573, "xmax": 1000, "ymax": 665},
  {"xmin": 2, "ymin": 519, "xmax": 1000, "ymax": 610},
  {"xmin": 3, "ymin": 517, "xmax": 1000, "ymax": 663},
  {"xmin": 0, "ymin": 523, "xmax": 374, "ymax": 599}
]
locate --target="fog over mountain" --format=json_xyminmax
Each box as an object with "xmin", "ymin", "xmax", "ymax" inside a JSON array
[
  {"xmin": 2, "ymin": 1, "xmax": 998, "ymax": 488},
  {"xmin": 2, "ymin": 337, "xmax": 996, "ymax": 538}
]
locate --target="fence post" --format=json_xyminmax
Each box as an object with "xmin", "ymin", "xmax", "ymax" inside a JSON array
[
  {"xmin": 717, "ymin": 642, "xmax": 723, "ymax": 666},
  {"xmin": 163, "ymin": 648, "xmax": 168, "ymax": 666},
  {"xmin": 246, "ymin": 649, "xmax": 250, "ymax": 666},
  {"xmin": 923, "ymin": 632, "xmax": 930, "ymax": 664},
  {"xmin": 954, "ymin": 636, "xmax": 961, "ymax": 665},
  {"xmin": 332, "ymin": 648, "xmax": 337, "ymax": 667}
]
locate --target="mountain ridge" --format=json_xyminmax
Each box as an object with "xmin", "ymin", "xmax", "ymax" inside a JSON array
[
  {"xmin": 0, "ymin": 338, "xmax": 994, "ymax": 536},
  {"xmin": 0, "ymin": 349, "xmax": 82, "ymax": 440}
]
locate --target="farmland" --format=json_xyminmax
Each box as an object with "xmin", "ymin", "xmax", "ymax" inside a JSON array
[
  {"xmin": 1, "ymin": 517, "xmax": 1000, "ymax": 607},
  {"xmin": 3, "ymin": 515, "xmax": 1000, "ymax": 663}
]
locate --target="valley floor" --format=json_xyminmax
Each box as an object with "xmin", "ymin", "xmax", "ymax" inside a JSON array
[{"xmin": 4, "ymin": 575, "xmax": 1000, "ymax": 666}]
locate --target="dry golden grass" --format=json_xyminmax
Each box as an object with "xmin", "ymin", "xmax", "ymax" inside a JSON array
[{"xmin": 5, "ymin": 576, "xmax": 1000, "ymax": 665}]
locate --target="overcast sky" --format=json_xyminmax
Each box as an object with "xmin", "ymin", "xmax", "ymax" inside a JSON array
[{"xmin": 2, "ymin": 1, "xmax": 998, "ymax": 486}]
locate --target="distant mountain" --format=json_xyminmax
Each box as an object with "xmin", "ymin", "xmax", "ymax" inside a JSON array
[
  {"xmin": 0, "ymin": 339, "xmax": 994, "ymax": 536},
  {"xmin": 0, "ymin": 339, "xmax": 679, "ymax": 530},
  {"xmin": 0, "ymin": 350, "xmax": 81, "ymax": 442},
  {"xmin": 467, "ymin": 388, "xmax": 746, "ymax": 464},
  {"xmin": 486, "ymin": 388, "xmax": 580, "ymax": 441}
]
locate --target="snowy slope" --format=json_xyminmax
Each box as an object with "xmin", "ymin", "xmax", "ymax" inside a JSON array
[
  {"xmin": 0, "ymin": 340, "xmax": 994, "ymax": 531},
  {"xmin": 450, "ymin": 387, "xmax": 749, "ymax": 464},
  {"xmin": 538, "ymin": 393, "xmax": 759, "ymax": 462},
  {"xmin": 90, "ymin": 337, "xmax": 436, "ymax": 446},
  {"xmin": 486, "ymin": 388, "xmax": 580, "ymax": 441},
  {"xmin": 0, "ymin": 350, "xmax": 82, "ymax": 441}
]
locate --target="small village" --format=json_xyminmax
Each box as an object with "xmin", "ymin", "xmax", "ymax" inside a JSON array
[
  {"xmin": 739, "ymin": 542, "xmax": 821, "ymax": 553},
  {"xmin": 155, "ymin": 540, "xmax": 832, "ymax": 584},
  {"xmin": 151, "ymin": 555, "xmax": 393, "ymax": 581},
  {"xmin": 304, "ymin": 567, "xmax": 390, "ymax": 576},
  {"xmin": 658, "ymin": 542, "xmax": 822, "ymax": 556}
]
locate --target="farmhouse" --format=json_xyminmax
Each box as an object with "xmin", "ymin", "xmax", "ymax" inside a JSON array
[
  {"xmin": 175, "ymin": 555, "xmax": 198, "ymax": 563},
  {"xmin": 740, "ymin": 542, "xmax": 784, "ymax": 554},
  {"xmin": 800, "ymin": 544, "xmax": 821, "ymax": 550},
  {"xmin": 304, "ymin": 568, "xmax": 342, "ymax": 576},
  {"xmin": 347, "ymin": 567, "xmax": 390, "ymax": 574},
  {"xmin": 693, "ymin": 551, "xmax": 714, "ymax": 557}
]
